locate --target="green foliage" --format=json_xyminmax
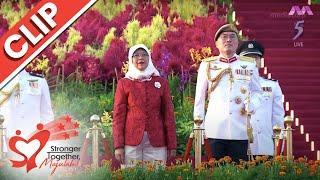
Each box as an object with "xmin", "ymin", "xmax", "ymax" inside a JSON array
[
  {"xmin": 85, "ymin": 27, "xmax": 116, "ymax": 60},
  {"xmin": 51, "ymin": 81, "xmax": 114, "ymax": 135},
  {"xmin": 136, "ymin": 14, "xmax": 168, "ymax": 48},
  {"xmin": 169, "ymin": 0, "xmax": 208, "ymax": 24},
  {"xmin": 311, "ymin": 0, "xmax": 320, "ymax": 4},
  {"xmin": 92, "ymin": 0, "xmax": 136, "ymax": 21},
  {"xmin": 29, "ymin": 56, "xmax": 50, "ymax": 75},
  {"xmin": 124, "ymin": 15, "xmax": 168, "ymax": 48},
  {"xmin": 0, "ymin": 0, "xmax": 28, "ymax": 27},
  {"xmin": 227, "ymin": 7, "xmax": 235, "ymax": 24},
  {"xmin": 59, "ymin": 157, "xmax": 320, "ymax": 180},
  {"xmin": 219, "ymin": 0, "xmax": 233, "ymax": 5},
  {"xmin": 52, "ymin": 28, "xmax": 82, "ymax": 63},
  {"xmin": 168, "ymin": 75, "xmax": 195, "ymax": 155},
  {"xmin": 66, "ymin": 28, "xmax": 82, "ymax": 50},
  {"xmin": 123, "ymin": 19, "xmax": 141, "ymax": 47},
  {"xmin": 175, "ymin": 98, "xmax": 194, "ymax": 155}
]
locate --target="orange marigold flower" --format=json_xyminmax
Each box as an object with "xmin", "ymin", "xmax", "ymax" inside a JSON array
[
  {"xmin": 196, "ymin": 166, "xmax": 205, "ymax": 172},
  {"xmin": 274, "ymin": 155, "xmax": 284, "ymax": 162},
  {"xmin": 248, "ymin": 161, "xmax": 256, "ymax": 167},
  {"xmin": 295, "ymin": 168, "xmax": 302, "ymax": 175},
  {"xmin": 236, "ymin": 164, "xmax": 244, "ymax": 170},
  {"xmin": 280, "ymin": 165, "xmax": 287, "ymax": 172},
  {"xmin": 264, "ymin": 161, "xmax": 272, "ymax": 168},
  {"xmin": 218, "ymin": 157, "xmax": 225, "ymax": 164},
  {"xmin": 166, "ymin": 166, "xmax": 173, "ymax": 171},
  {"xmin": 255, "ymin": 156, "xmax": 262, "ymax": 162},
  {"xmin": 310, "ymin": 164, "xmax": 318, "ymax": 173},
  {"xmin": 261, "ymin": 155, "xmax": 269, "ymax": 162},
  {"xmin": 279, "ymin": 171, "xmax": 286, "ymax": 176},
  {"xmin": 298, "ymin": 157, "xmax": 306, "ymax": 163},
  {"xmin": 308, "ymin": 160, "xmax": 315, "ymax": 165},
  {"xmin": 177, "ymin": 176, "xmax": 182, "ymax": 180},
  {"xmin": 239, "ymin": 159, "xmax": 246, "ymax": 166},
  {"xmin": 117, "ymin": 175, "xmax": 123, "ymax": 180},
  {"xmin": 208, "ymin": 158, "xmax": 215, "ymax": 166},
  {"xmin": 224, "ymin": 156, "xmax": 232, "ymax": 163},
  {"xmin": 147, "ymin": 166, "xmax": 154, "ymax": 172},
  {"xmin": 176, "ymin": 157, "xmax": 183, "ymax": 163}
]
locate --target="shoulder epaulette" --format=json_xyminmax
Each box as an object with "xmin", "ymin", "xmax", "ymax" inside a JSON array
[
  {"xmin": 203, "ymin": 56, "xmax": 219, "ymax": 62},
  {"xmin": 268, "ymin": 78, "xmax": 278, "ymax": 82},
  {"xmin": 29, "ymin": 72, "xmax": 44, "ymax": 78},
  {"xmin": 262, "ymin": 76, "xmax": 278, "ymax": 82},
  {"xmin": 239, "ymin": 56, "xmax": 255, "ymax": 63}
]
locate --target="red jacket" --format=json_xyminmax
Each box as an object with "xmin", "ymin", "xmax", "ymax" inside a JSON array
[{"xmin": 112, "ymin": 76, "xmax": 177, "ymax": 150}]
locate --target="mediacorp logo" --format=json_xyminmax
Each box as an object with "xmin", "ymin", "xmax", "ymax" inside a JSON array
[
  {"xmin": 289, "ymin": 5, "xmax": 314, "ymax": 16},
  {"xmin": 0, "ymin": 0, "xmax": 97, "ymax": 90}
]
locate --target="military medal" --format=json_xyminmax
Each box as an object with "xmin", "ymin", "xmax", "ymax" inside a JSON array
[
  {"xmin": 13, "ymin": 90, "xmax": 20, "ymax": 105},
  {"xmin": 28, "ymin": 79, "xmax": 39, "ymax": 94},
  {"xmin": 240, "ymin": 65, "xmax": 247, "ymax": 69},
  {"xmin": 240, "ymin": 86, "xmax": 247, "ymax": 94},
  {"xmin": 29, "ymin": 80, "xmax": 39, "ymax": 89},
  {"xmin": 154, "ymin": 82, "xmax": 161, "ymax": 89},
  {"xmin": 211, "ymin": 65, "xmax": 221, "ymax": 70},
  {"xmin": 262, "ymin": 87, "xmax": 272, "ymax": 97},
  {"xmin": 226, "ymin": 67, "xmax": 234, "ymax": 90},
  {"xmin": 235, "ymin": 96, "xmax": 242, "ymax": 104},
  {"xmin": 240, "ymin": 107, "xmax": 246, "ymax": 115}
]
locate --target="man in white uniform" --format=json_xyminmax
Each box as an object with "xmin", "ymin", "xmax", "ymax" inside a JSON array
[
  {"xmin": 194, "ymin": 24, "xmax": 263, "ymax": 162},
  {"xmin": 237, "ymin": 41, "xmax": 285, "ymax": 157},
  {"xmin": 0, "ymin": 69, "xmax": 54, "ymax": 139}
]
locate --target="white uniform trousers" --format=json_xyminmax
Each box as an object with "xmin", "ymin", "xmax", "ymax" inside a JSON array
[{"xmin": 123, "ymin": 132, "xmax": 167, "ymax": 168}]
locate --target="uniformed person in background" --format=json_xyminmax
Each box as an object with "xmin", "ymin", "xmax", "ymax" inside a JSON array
[
  {"xmin": 237, "ymin": 41, "xmax": 285, "ymax": 157},
  {"xmin": 0, "ymin": 69, "xmax": 54, "ymax": 139},
  {"xmin": 194, "ymin": 24, "xmax": 263, "ymax": 162}
]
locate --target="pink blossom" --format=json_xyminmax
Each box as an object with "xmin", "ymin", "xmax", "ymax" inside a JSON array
[
  {"xmin": 107, "ymin": 4, "xmax": 134, "ymax": 36},
  {"xmin": 24, "ymin": 0, "xmax": 40, "ymax": 9},
  {"xmin": 135, "ymin": 3, "xmax": 157, "ymax": 26},
  {"xmin": 102, "ymin": 39, "xmax": 127, "ymax": 81},
  {"xmin": 81, "ymin": 56, "xmax": 102, "ymax": 83},
  {"xmin": 74, "ymin": 10, "xmax": 108, "ymax": 45},
  {"xmin": 0, "ymin": 15, "xmax": 8, "ymax": 37}
]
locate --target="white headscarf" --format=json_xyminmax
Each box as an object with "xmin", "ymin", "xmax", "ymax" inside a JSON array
[{"xmin": 125, "ymin": 44, "xmax": 160, "ymax": 81}]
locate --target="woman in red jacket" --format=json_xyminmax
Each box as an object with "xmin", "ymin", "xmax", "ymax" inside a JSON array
[{"xmin": 113, "ymin": 44, "xmax": 177, "ymax": 167}]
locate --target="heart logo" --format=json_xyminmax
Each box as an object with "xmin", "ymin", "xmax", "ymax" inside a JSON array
[
  {"xmin": 8, "ymin": 124, "xmax": 50, "ymax": 172},
  {"xmin": 15, "ymin": 140, "xmax": 40, "ymax": 160}
]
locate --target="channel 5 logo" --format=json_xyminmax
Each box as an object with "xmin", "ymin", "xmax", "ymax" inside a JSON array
[{"xmin": 289, "ymin": 6, "xmax": 314, "ymax": 16}]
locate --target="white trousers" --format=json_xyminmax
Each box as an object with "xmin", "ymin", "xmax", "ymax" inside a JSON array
[{"xmin": 123, "ymin": 132, "xmax": 167, "ymax": 167}]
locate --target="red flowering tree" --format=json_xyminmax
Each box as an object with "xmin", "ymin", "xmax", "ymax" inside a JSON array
[
  {"xmin": 74, "ymin": 10, "xmax": 109, "ymax": 46},
  {"xmin": 0, "ymin": 14, "xmax": 8, "ymax": 37},
  {"xmin": 24, "ymin": 0, "xmax": 40, "ymax": 8},
  {"xmin": 102, "ymin": 38, "xmax": 127, "ymax": 82},
  {"xmin": 107, "ymin": 4, "xmax": 134, "ymax": 37},
  {"xmin": 152, "ymin": 15, "xmax": 225, "ymax": 89}
]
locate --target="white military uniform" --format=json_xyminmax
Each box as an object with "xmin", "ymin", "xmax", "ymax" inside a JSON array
[
  {"xmin": 194, "ymin": 55, "xmax": 263, "ymax": 140},
  {"xmin": 0, "ymin": 70, "xmax": 54, "ymax": 138},
  {"xmin": 250, "ymin": 77, "xmax": 284, "ymax": 155}
]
